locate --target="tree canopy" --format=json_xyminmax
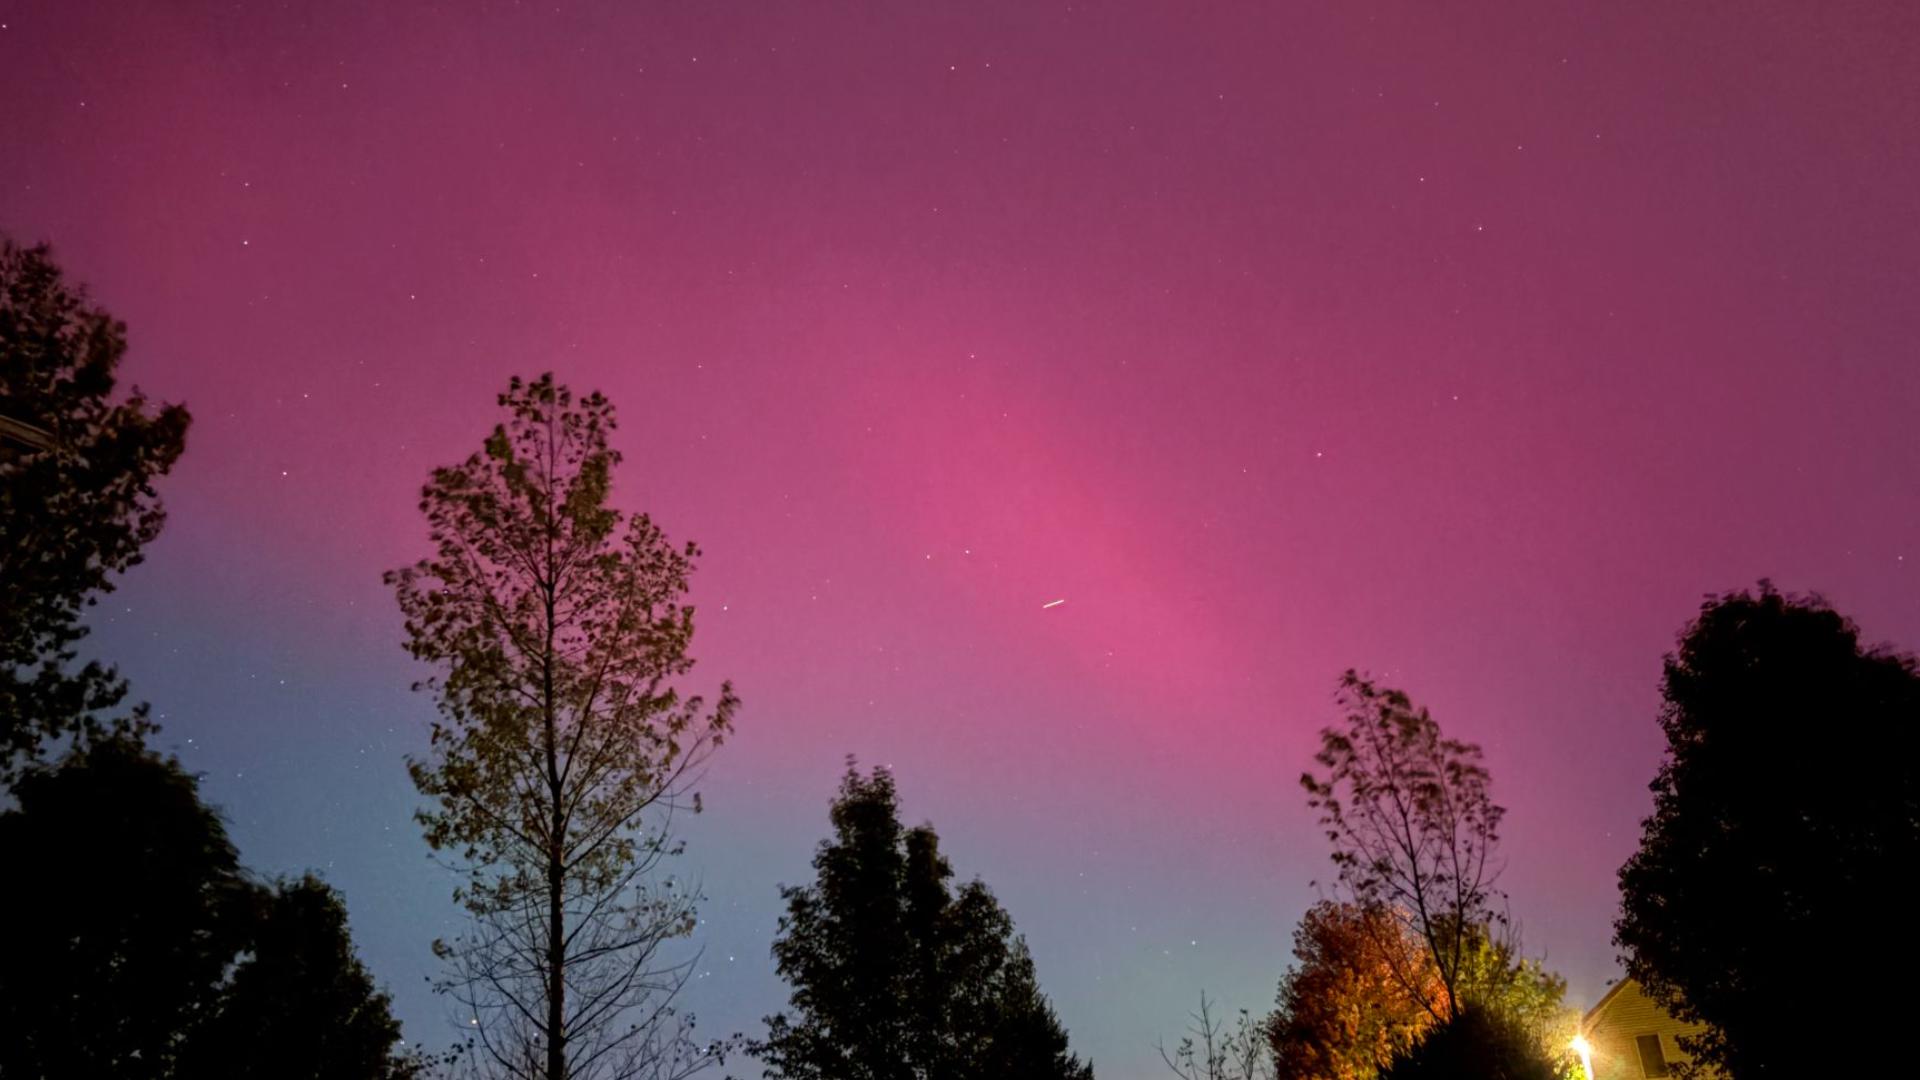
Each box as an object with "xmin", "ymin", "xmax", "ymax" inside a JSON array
[
  {"xmin": 177, "ymin": 875, "xmax": 430, "ymax": 1080},
  {"xmin": 1614, "ymin": 583, "xmax": 1920, "ymax": 1077},
  {"xmin": 0, "ymin": 736, "xmax": 418, "ymax": 1080},
  {"xmin": 0, "ymin": 735, "xmax": 249, "ymax": 1078},
  {"xmin": 1265, "ymin": 901, "xmax": 1567, "ymax": 1080},
  {"xmin": 1268, "ymin": 902, "xmax": 1444, "ymax": 1080},
  {"xmin": 0, "ymin": 238, "xmax": 190, "ymax": 779},
  {"xmin": 759, "ymin": 764, "xmax": 1093, "ymax": 1080},
  {"xmin": 1375, "ymin": 1007, "xmax": 1558, "ymax": 1080}
]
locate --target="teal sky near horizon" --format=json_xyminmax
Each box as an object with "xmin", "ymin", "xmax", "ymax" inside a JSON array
[{"xmin": 4, "ymin": 2, "xmax": 1919, "ymax": 1076}]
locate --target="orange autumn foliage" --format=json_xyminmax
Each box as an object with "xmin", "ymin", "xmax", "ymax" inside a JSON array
[{"xmin": 1268, "ymin": 902, "xmax": 1446, "ymax": 1080}]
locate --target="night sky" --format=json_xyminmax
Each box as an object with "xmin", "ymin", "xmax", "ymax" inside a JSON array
[{"xmin": 4, "ymin": 2, "xmax": 1918, "ymax": 1076}]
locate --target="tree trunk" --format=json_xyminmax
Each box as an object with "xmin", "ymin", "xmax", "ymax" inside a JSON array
[
  {"xmin": 548, "ymin": 838, "xmax": 565, "ymax": 1079},
  {"xmin": 544, "ymin": 575, "xmax": 566, "ymax": 1080}
]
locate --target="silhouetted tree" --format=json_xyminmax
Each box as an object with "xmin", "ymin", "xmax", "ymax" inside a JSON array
[
  {"xmin": 178, "ymin": 875, "xmax": 437, "ymax": 1080},
  {"xmin": 1614, "ymin": 584, "xmax": 1920, "ymax": 1078},
  {"xmin": 0, "ymin": 735, "xmax": 249, "ymax": 1079},
  {"xmin": 0, "ymin": 738, "xmax": 420, "ymax": 1080},
  {"xmin": 1301, "ymin": 672, "xmax": 1505, "ymax": 1017},
  {"xmin": 759, "ymin": 764, "xmax": 1093, "ymax": 1080},
  {"xmin": 388, "ymin": 374, "xmax": 738, "ymax": 1080},
  {"xmin": 1376, "ymin": 1008, "xmax": 1557, "ymax": 1080},
  {"xmin": 1159, "ymin": 994, "xmax": 1272, "ymax": 1080},
  {"xmin": 0, "ymin": 238, "xmax": 189, "ymax": 780}
]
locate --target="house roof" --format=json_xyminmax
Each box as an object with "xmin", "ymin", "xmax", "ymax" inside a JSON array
[{"xmin": 1582, "ymin": 977, "xmax": 1635, "ymax": 1026}]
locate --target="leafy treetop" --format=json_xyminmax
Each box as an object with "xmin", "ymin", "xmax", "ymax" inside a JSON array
[{"xmin": 1, "ymin": 238, "xmax": 190, "ymax": 778}]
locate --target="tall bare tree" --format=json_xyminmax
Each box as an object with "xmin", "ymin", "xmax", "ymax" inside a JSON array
[
  {"xmin": 1300, "ymin": 671, "xmax": 1504, "ymax": 1018},
  {"xmin": 388, "ymin": 374, "xmax": 738, "ymax": 1080}
]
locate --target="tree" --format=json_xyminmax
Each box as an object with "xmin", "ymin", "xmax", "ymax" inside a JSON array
[
  {"xmin": 0, "ymin": 238, "xmax": 190, "ymax": 780},
  {"xmin": 759, "ymin": 764, "xmax": 1093, "ymax": 1080},
  {"xmin": 1266, "ymin": 902, "xmax": 1569, "ymax": 1080},
  {"xmin": 1267, "ymin": 902, "xmax": 1445, "ymax": 1080},
  {"xmin": 1452, "ymin": 928, "xmax": 1572, "ymax": 1055},
  {"xmin": 1375, "ymin": 1008, "xmax": 1558, "ymax": 1080},
  {"xmin": 1159, "ymin": 994, "xmax": 1273, "ymax": 1080},
  {"xmin": 1300, "ymin": 672, "xmax": 1505, "ymax": 1017},
  {"xmin": 177, "ymin": 875, "xmax": 441, "ymax": 1080},
  {"xmin": 0, "ymin": 737, "xmax": 420, "ymax": 1080},
  {"xmin": 0, "ymin": 735, "xmax": 251, "ymax": 1079},
  {"xmin": 388, "ymin": 374, "xmax": 738, "ymax": 1080},
  {"xmin": 1614, "ymin": 584, "xmax": 1920, "ymax": 1078}
]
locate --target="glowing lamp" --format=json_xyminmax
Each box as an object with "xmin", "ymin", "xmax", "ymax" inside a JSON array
[{"xmin": 1570, "ymin": 1034, "xmax": 1595, "ymax": 1080}]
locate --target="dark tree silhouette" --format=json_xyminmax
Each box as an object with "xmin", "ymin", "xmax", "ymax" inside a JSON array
[
  {"xmin": 758, "ymin": 764, "xmax": 1093, "ymax": 1080},
  {"xmin": 0, "ymin": 738, "xmax": 420, "ymax": 1080},
  {"xmin": 0, "ymin": 238, "xmax": 190, "ymax": 780},
  {"xmin": 1300, "ymin": 672, "xmax": 1505, "ymax": 1017},
  {"xmin": 1614, "ymin": 584, "xmax": 1920, "ymax": 1078},
  {"xmin": 177, "ymin": 875, "xmax": 438, "ymax": 1080},
  {"xmin": 1375, "ymin": 1008, "xmax": 1557, "ymax": 1080},
  {"xmin": 388, "ymin": 374, "xmax": 737, "ymax": 1080},
  {"xmin": 0, "ymin": 736, "xmax": 250, "ymax": 1079}
]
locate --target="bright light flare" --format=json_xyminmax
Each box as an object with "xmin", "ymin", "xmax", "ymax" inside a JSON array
[
  {"xmin": 1042, "ymin": 598, "xmax": 1066, "ymax": 609},
  {"xmin": 1570, "ymin": 1034, "xmax": 1594, "ymax": 1080}
]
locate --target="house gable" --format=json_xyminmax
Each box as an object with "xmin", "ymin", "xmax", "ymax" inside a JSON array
[{"xmin": 1580, "ymin": 978, "xmax": 1720, "ymax": 1080}]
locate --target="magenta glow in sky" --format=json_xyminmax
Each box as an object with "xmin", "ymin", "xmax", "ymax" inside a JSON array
[{"xmin": 4, "ymin": 3, "xmax": 1918, "ymax": 1076}]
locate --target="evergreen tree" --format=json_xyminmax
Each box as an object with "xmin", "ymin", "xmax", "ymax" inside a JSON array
[{"xmin": 759, "ymin": 764, "xmax": 1092, "ymax": 1080}]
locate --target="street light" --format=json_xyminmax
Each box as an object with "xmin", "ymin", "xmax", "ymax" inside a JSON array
[{"xmin": 1570, "ymin": 1034, "xmax": 1595, "ymax": 1080}]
